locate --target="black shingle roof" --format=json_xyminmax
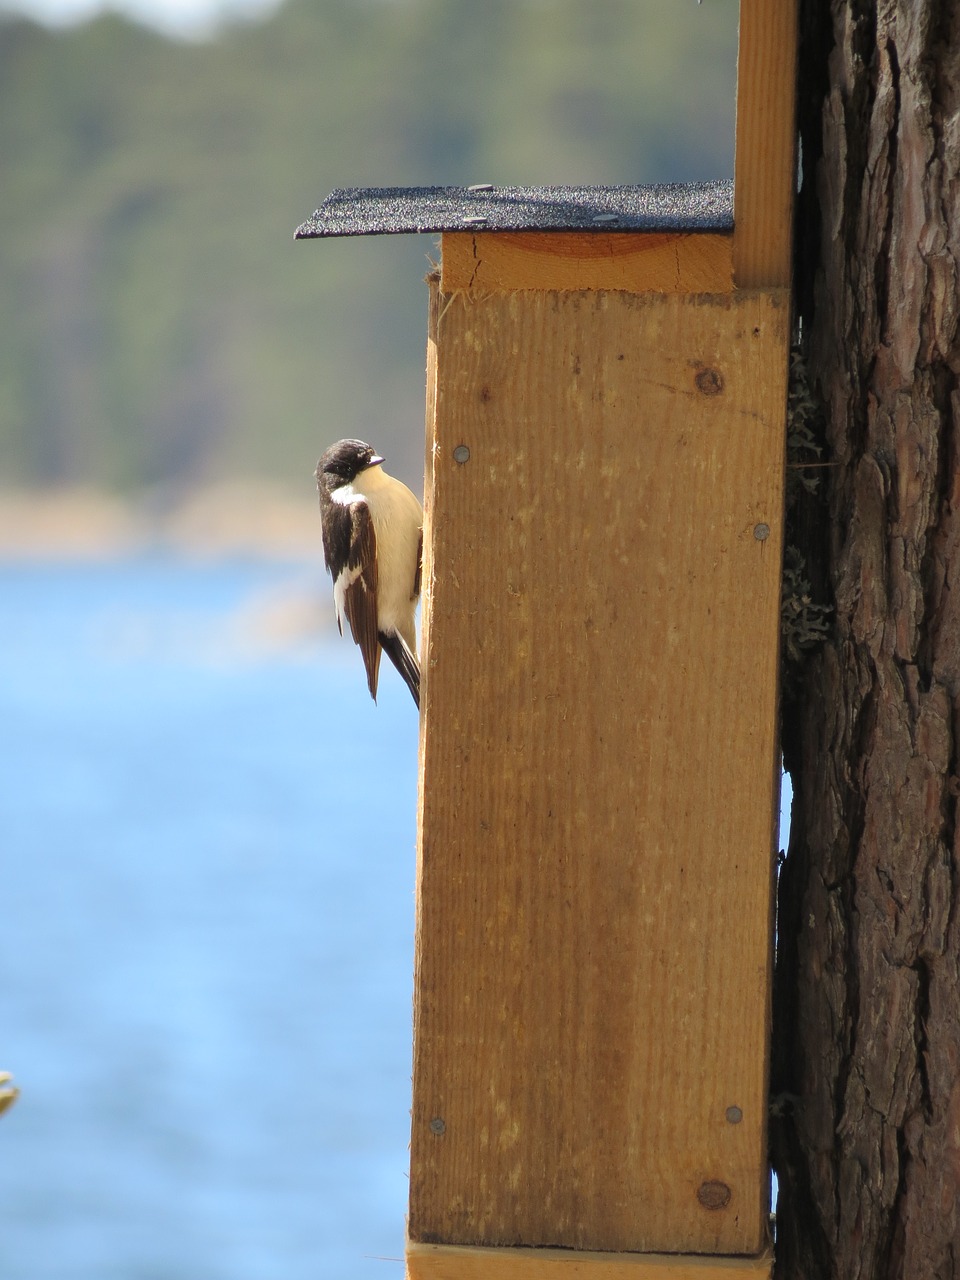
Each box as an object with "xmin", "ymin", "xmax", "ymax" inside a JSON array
[{"xmin": 295, "ymin": 181, "xmax": 734, "ymax": 239}]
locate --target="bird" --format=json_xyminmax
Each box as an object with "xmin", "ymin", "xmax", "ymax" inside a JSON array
[{"xmin": 316, "ymin": 438, "xmax": 423, "ymax": 709}]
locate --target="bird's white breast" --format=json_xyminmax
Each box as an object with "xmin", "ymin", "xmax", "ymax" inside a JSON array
[{"xmin": 333, "ymin": 466, "xmax": 422, "ymax": 647}]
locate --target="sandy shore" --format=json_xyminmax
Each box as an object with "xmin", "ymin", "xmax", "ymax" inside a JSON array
[
  {"xmin": 0, "ymin": 483, "xmax": 345, "ymax": 650},
  {"xmin": 0, "ymin": 482, "xmax": 323, "ymax": 560}
]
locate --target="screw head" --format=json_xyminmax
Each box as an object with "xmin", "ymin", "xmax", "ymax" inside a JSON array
[{"xmin": 429, "ymin": 1116, "xmax": 446, "ymax": 1136}]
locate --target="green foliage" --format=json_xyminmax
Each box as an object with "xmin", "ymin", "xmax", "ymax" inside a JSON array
[{"xmin": 0, "ymin": 0, "xmax": 738, "ymax": 492}]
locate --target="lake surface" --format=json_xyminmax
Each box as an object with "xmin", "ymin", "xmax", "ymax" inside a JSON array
[{"xmin": 1, "ymin": 557, "xmax": 419, "ymax": 1280}]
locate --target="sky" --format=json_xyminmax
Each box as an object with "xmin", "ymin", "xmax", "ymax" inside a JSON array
[{"xmin": 0, "ymin": 0, "xmax": 281, "ymax": 37}]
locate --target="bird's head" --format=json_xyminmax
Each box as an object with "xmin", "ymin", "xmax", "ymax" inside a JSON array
[{"xmin": 316, "ymin": 439, "xmax": 385, "ymax": 490}]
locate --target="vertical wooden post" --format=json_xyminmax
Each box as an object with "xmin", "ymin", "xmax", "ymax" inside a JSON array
[{"xmin": 733, "ymin": 0, "xmax": 800, "ymax": 287}]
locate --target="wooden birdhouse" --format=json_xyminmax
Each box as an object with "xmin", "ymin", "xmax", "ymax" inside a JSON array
[{"xmin": 296, "ymin": 2, "xmax": 797, "ymax": 1276}]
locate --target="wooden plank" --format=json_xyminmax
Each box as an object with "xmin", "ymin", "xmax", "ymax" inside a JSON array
[
  {"xmin": 440, "ymin": 232, "xmax": 734, "ymax": 294},
  {"xmin": 407, "ymin": 1241, "xmax": 774, "ymax": 1280},
  {"xmin": 732, "ymin": 0, "xmax": 799, "ymax": 288},
  {"xmin": 412, "ymin": 286, "xmax": 788, "ymax": 1254}
]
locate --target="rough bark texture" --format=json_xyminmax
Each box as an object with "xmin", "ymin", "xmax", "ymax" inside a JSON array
[{"xmin": 773, "ymin": 2, "xmax": 960, "ymax": 1278}]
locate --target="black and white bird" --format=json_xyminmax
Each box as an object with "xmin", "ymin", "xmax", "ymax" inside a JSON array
[{"xmin": 316, "ymin": 438, "xmax": 423, "ymax": 709}]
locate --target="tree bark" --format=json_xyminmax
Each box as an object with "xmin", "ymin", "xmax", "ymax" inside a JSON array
[{"xmin": 773, "ymin": 2, "xmax": 960, "ymax": 1278}]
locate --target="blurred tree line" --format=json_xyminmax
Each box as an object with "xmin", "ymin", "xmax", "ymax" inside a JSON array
[{"xmin": 0, "ymin": 0, "xmax": 737, "ymax": 496}]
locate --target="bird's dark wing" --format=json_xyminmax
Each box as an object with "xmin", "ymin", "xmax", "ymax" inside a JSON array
[
  {"xmin": 340, "ymin": 503, "xmax": 381, "ymax": 702},
  {"xmin": 319, "ymin": 491, "xmax": 353, "ymax": 587}
]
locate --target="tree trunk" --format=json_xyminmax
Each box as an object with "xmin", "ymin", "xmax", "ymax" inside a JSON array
[{"xmin": 773, "ymin": 2, "xmax": 960, "ymax": 1278}]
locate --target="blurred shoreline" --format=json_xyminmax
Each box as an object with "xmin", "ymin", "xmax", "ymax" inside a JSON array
[{"xmin": 0, "ymin": 482, "xmax": 322, "ymax": 561}]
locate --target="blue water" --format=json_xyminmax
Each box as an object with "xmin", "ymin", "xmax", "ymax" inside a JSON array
[{"xmin": 0, "ymin": 558, "xmax": 419, "ymax": 1280}]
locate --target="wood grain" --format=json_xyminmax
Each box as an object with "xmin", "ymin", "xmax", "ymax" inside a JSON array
[
  {"xmin": 732, "ymin": 0, "xmax": 799, "ymax": 288},
  {"xmin": 412, "ymin": 285, "xmax": 789, "ymax": 1254},
  {"xmin": 407, "ymin": 1241, "xmax": 774, "ymax": 1280},
  {"xmin": 440, "ymin": 232, "xmax": 734, "ymax": 294}
]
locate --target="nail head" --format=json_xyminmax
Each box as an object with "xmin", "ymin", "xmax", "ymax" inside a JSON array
[
  {"xmin": 453, "ymin": 445, "xmax": 471, "ymax": 464},
  {"xmin": 725, "ymin": 1105, "xmax": 743, "ymax": 1124},
  {"xmin": 753, "ymin": 523, "xmax": 771, "ymax": 542},
  {"xmin": 429, "ymin": 1117, "xmax": 446, "ymax": 1136}
]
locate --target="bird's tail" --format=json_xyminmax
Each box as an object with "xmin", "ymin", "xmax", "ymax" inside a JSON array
[{"xmin": 378, "ymin": 630, "xmax": 420, "ymax": 710}]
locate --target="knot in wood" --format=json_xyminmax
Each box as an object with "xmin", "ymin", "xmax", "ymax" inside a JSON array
[
  {"xmin": 697, "ymin": 1180, "xmax": 732, "ymax": 1210},
  {"xmin": 695, "ymin": 367, "xmax": 724, "ymax": 396}
]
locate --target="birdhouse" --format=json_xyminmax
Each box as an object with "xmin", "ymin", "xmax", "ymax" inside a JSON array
[{"xmin": 296, "ymin": 2, "xmax": 797, "ymax": 1276}]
